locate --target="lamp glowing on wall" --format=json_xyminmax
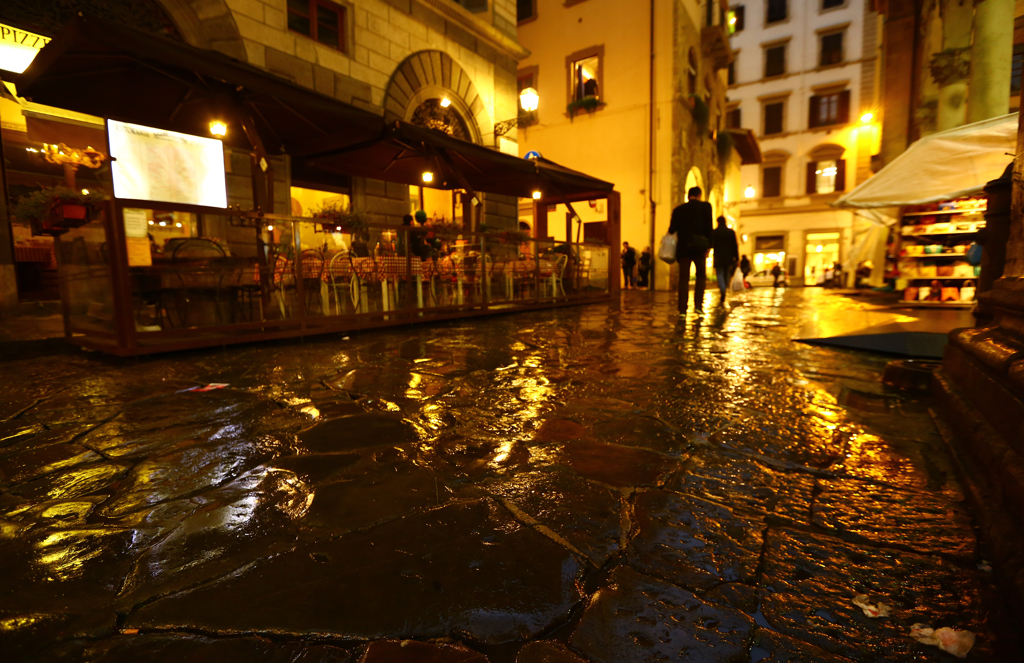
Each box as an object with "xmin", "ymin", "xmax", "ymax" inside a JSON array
[
  {"xmin": 519, "ymin": 87, "xmax": 539, "ymax": 113},
  {"xmin": 860, "ymin": 112, "xmax": 874, "ymax": 123},
  {"xmin": 744, "ymin": 186, "xmax": 755, "ymax": 199},
  {"xmin": 209, "ymin": 120, "xmax": 227, "ymax": 137},
  {"xmin": 532, "ymin": 190, "xmax": 542, "ymax": 200},
  {"xmin": 440, "ymin": 97, "xmax": 451, "ymax": 108},
  {"xmin": 422, "ymin": 171, "xmax": 434, "ymax": 184},
  {"xmin": 267, "ymin": 225, "xmax": 274, "ymax": 231}
]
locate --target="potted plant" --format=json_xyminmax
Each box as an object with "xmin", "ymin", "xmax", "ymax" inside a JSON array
[
  {"xmin": 689, "ymin": 94, "xmax": 710, "ymax": 136},
  {"xmin": 11, "ymin": 185, "xmax": 106, "ymax": 236},
  {"xmin": 566, "ymin": 96, "xmax": 605, "ymax": 120},
  {"xmin": 716, "ymin": 130, "xmax": 734, "ymax": 166},
  {"xmin": 311, "ymin": 202, "xmax": 369, "ymax": 233}
]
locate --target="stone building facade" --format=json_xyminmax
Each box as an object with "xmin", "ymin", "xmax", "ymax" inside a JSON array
[
  {"xmin": 515, "ymin": 0, "xmax": 734, "ymax": 291},
  {"xmin": 0, "ymin": 0, "xmax": 528, "ymax": 308}
]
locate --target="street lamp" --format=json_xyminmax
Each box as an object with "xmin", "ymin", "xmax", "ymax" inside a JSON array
[
  {"xmin": 520, "ymin": 87, "xmax": 539, "ymax": 113},
  {"xmin": 744, "ymin": 186, "xmax": 755, "ymax": 199},
  {"xmin": 209, "ymin": 120, "xmax": 227, "ymax": 137},
  {"xmin": 422, "ymin": 171, "xmax": 434, "ymax": 184}
]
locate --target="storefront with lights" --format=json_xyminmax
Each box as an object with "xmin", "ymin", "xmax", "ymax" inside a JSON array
[{"xmin": 1, "ymin": 16, "xmax": 619, "ymax": 355}]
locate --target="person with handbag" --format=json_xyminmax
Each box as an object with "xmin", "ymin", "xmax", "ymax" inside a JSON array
[
  {"xmin": 712, "ymin": 216, "xmax": 739, "ymax": 306},
  {"xmin": 668, "ymin": 186, "xmax": 713, "ymax": 315}
]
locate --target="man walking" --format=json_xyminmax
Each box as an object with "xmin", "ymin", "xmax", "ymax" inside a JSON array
[
  {"xmin": 621, "ymin": 241, "xmax": 637, "ymax": 289},
  {"xmin": 712, "ymin": 216, "xmax": 738, "ymax": 305},
  {"xmin": 668, "ymin": 186, "xmax": 713, "ymax": 315}
]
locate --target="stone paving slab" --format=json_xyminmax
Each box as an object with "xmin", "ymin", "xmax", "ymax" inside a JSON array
[
  {"xmin": 569, "ymin": 566, "xmax": 754, "ymax": 663},
  {"xmin": 128, "ymin": 499, "xmax": 583, "ymax": 643}
]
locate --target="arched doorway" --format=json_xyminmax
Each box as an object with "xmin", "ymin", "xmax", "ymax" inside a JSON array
[{"xmin": 684, "ymin": 167, "xmax": 704, "ymax": 199}]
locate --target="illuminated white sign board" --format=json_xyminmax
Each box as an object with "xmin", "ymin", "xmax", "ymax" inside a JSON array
[
  {"xmin": 107, "ymin": 119, "xmax": 228, "ymax": 208},
  {"xmin": 0, "ymin": 24, "xmax": 49, "ymax": 74}
]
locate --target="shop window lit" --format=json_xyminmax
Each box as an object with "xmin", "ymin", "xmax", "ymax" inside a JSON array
[
  {"xmin": 820, "ymin": 32, "xmax": 843, "ymax": 67},
  {"xmin": 288, "ymin": 0, "xmax": 345, "ymax": 52},
  {"xmin": 764, "ymin": 45, "xmax": 785, "ymax": 78},
  {"xmin": 767, "ymin": 0, "xmax": 787, "ymax": 23},
  {"xmin": 571, "ymin": 54, "xmax": 600, "ymax": 102}
]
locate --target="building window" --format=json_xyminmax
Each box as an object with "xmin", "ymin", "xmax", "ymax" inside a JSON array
[
  {"xmin": 726, "ymin": 106, "xmax": 742, "ymax": 128},
  {"xmin": 1012, "ymin": 44, "xmax": 1023, "ymax": 94},
  {"xmin": 518, "ymin": 68, "xmax": 538, "ymax": 126},
  {"xmin": 287, "ymin": 0, "xmax": 346, "ymax": 51},
  {"xmin": 517, "ymin": 0, "xmax": 536, "ymax": 22},
  {"xmin": 763, "ymin": 100, "xmax": 785, "ymax": 135},
  {"xmin": 729, "ymin": 6, "xmax": 745, "ymax": 33},
  {"xmin": 570, "ymin": 54, "xmax": 599, "ymax": 101},
  {"xmin": 763, "ymin": 167, "xmax": 782, "ymax": 197},
  {"xmin": 805, "ymin": 145, "xmax": 847, "ymax": 193},
  {"xmin": 688, "ymin": 49, "xmax": 698, "ymax": 95},
  {"xmin": 822, "ymin": 0, "xmax": 844, "ymax": 8},
  {"xmin": 819, "ymin": 31, "xmax": 843, "ymax": 67},
  {"xmin": 766, "ymin": 0, "xmax": 787, "ymax": 24},
  {"xmin": 727, "ymin": 61, "xmax": 736, "ymax": 85},
  {"xmin": 808, "ymin": 90, "xmax": 850, "ymax": 128},
  {"xmin": 764, "ymin": 44, "xmax": 786, "ymax": 78}
]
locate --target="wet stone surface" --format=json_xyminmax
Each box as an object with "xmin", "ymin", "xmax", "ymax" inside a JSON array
[{"xmin": 0, "ymin": 289, "xmax": 1016, "ymax": 661}]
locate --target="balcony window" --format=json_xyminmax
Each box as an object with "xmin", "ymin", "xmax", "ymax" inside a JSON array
[{"xmin": 287, "ymin": 0, "xmax": 346, "ymax": 51}]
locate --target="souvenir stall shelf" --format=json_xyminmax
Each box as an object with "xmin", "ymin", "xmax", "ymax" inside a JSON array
[{"xmin": 897, "ymin": 196, "xmax": 985, "ymax": 307}]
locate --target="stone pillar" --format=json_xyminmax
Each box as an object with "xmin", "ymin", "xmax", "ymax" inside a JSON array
[
  {"xmin": 967, "ymin": 0, "xmax": 1015, "ymax": 123},
  {"xmin": 933, "ymin": 0, "xmax": 973, "ymax": 131}
]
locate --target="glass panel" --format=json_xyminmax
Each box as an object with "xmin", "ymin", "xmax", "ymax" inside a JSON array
[
  {"xmin": 316, "ymin": 5, "xmax": 340, "ymax": 48},
  {"xmin": 57, "ymin": 215, "xmax": 116, "ymax": 336}
]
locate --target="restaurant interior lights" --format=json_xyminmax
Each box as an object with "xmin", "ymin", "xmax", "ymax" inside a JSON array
[
  {"xmin": 519, "ymin": 87, "xmax": 539, "ymax": 113},
  {"xmin": 439, "ymin": 97, "xmax": 451, "ymax": 108},
  {"xmin": 209, "ymin": 120, "xmax": 227, "ymax": 137},
  {"xmin": 422, "ymin": 171, "xmax": 434, "ymax": 183}
]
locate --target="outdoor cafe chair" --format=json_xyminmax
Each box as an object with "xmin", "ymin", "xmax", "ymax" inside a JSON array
[
  {"xmin": 171, "ymin": 238, "xmax": 226, "ymax": 327},
  {"xmin": 296, "ymin": 249, "xmax": 327, "ymax": 316},
  {"xmin": 327, "ymin": 250, "xmax": 360, "ymax": 315}
]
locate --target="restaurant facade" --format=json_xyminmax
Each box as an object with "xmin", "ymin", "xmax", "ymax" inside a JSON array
[{"xmin": 0, "ymin": 1, "xmax": 620, "ymax": 354}]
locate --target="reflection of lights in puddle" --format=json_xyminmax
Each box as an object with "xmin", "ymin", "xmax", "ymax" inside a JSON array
[
  {"xmin": 36, "ymin": 531, "xmax": 104, "ymax": 580},
  {"xmin": 490, "ymin": 440, "xmax": 514, "ymax": 466},
  {"xmin": 511, "ymin": 342, "xmax": 527, "ymax": 351},
  {"xmin": 282, "ymin": 397, "xmax": 311, "ymax": 406},
  {"xmin": 299, "ymin": 405, "xmax": 320, "ymax": 418}
]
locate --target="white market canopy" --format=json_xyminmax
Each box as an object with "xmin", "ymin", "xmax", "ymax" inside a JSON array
[{"xmin": 834, "ymin": 113, "xmax": 1018, "ymax": 209}]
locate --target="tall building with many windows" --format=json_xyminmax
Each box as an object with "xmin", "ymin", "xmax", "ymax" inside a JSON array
[
  {"xmin": 516, "ymin": 0, "xmax": 759, "ymax": 291},
  {"xmin": 727, "ymin": 0, "xmax": 880, "ymax": 286}
]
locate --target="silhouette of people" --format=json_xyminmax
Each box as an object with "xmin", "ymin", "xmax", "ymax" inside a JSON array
[
  {"xmin": 668, "ymin": 186, "xmax": 713, "ymax": 315},
  {"xmin": 712, "ymin": 216, "xmax": 738, "ymax": 305},
  {"xmin": 621, "ymin": 241, "xmax": 637, "ymax": 289}
]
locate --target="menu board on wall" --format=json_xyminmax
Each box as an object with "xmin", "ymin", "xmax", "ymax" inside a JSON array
[{"xmin": 107, "ymin": 119, "xmax": 227, "ymax": 208}]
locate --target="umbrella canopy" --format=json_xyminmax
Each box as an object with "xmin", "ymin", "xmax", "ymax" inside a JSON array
[
  {"xmin": 299, "ymin": 120, "xmax": 615, "ymax": 200},
  {"xmin": 834, "ymin": 113, "xmax": 1017, "ymax": 209},
  {"xmin": 13, "ymin": 15, "xmax": 383, "ymax": 156}
]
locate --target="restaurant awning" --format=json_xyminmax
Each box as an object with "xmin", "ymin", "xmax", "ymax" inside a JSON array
[
  {"xmin": 834, "ymin": 113, "xmax": 1018, "ymax": 209},
  {"xmin": 300, "ymin": 120, "xmax": 616, "ymax": 200},
  {"xmin": 13, "ymin": 14, "xmax": 383, "ymax": 156}
]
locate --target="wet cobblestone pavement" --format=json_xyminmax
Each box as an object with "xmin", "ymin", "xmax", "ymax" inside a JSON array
[{"xmin": 0, "ymin": 289, "xmax": 1016, "ymax": 662}]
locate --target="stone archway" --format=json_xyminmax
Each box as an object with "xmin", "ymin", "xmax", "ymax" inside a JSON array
[{"xmin": 383, "ymin": 51, "xmax": 489, "ymax": 145}]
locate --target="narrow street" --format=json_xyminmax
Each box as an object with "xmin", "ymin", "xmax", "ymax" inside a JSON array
[{"xmin": 0, "ymin": 289, "xmax": 1014, "ymax": 662}]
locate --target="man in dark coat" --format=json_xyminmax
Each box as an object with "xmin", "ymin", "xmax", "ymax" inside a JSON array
[
  {"xmin": 621, "ymin": 241, "xmax": 637, "ymax": 289},
  {"xmin": 712, "ymin": 216, "xmax": 739, "ymax": 304},
  {"xmin": 668, "ymin": 186, "xmax": 713, "ymax": 314}
]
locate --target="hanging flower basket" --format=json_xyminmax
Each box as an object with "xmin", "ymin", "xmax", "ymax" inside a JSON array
[
  {"xmin": 311, "ymin": 203, "xmax": 369, "ymax": 234},
  {"xmin": 11, "ymin": 186, "xmax": 106, "ymax": 237}
]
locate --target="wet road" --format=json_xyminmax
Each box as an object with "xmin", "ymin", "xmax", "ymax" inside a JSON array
[{"xmin": 0, "ymin": 289, "xmax": 1013, "ymax": 662}]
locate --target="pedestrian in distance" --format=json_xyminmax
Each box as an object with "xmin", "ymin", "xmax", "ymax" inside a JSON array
[
  {"xmin": 712, "ymin": 216, "xmax": 738, "ymax": 306},
  {"xmin": 668, "ymin": 186, "xmax": 714, "ymax": 315},
  {"xmin": 740, "ymin": 255, "xmax": 751, "ymax": 282},
  {"xmin": 621, "ymin": 241, "xmax": 637, "ymax": 289},
  {"xmin": 637, "ymin": 246, "xmax": 652, "ymax": 288},
  {"xmin": 771, "ymin": 262, "xmax": 784, "ymax": 287}
]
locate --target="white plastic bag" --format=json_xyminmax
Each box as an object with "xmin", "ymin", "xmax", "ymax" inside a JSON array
[
  {"xmin": 730, "ymin": 268, "xmax": 744, "ymax": 292},
  {"xmin": 658, "ymin": 233, "xmax": 677, "ymax": 264}
]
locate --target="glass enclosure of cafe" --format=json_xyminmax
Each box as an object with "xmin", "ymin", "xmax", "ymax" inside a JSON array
[{"xmin": 17, "ymin": 117, "xmax": 616, "ymax": 356}]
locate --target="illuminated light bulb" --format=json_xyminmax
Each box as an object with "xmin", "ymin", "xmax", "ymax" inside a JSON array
[
  {"xmin": 742, "ymin": 234, "xmax": 748, "ymax": 242},
  {"xmin": 81, "ymin": 189, "xmax": 89, "ymax": 195},
  {"xmin": 815, "ymin": 169, "xmax": 822, "ymax": 175},
  {"xmin": 267, "ymin": 225, "xmax": 274, "ymax": 231},
  {"xmin": 860, "ymin": 112, "xmax": 873, "ymax": 123},
  {"xmin": 158, "ymin": 221, "xmax": 166, "ymax": 227},
  {"xmin": 729, "ymin": 16, "xmax": 737, "ymax": 25},
  {"xmin": 440, "ymin": 97, "xmax": 451, "ymax": 108},
  {"xmin": 209, "ymin": 120, "xmax": 227, "ymax": 137},
  {"xmin": 148, "ymin": 220, "xmax": 154, "ymax": 225},
  {"xmin": 422, "ymin": 172, "xmax": 434, "ymax": 183},
  {"xmin": 532, "ymin": 191, "xmax": 542, "ymax": 200},
  {"xmin": 519, "ymin": 87, "xmax": 539, "ymax": 112},
  {"xmin": 744, "ymin": 186, "xmax": 755, "ymax": 199},
  {"xmin": 336, "ymin": 226, "xmax": 342, "ymax": 231},
  {"xmin": 816, "ymin": 245, "xmax": 823, "ymax": 252},
  {"xmin": 176, "ymin": 222, "xmax": 182, "ymax": 228}
]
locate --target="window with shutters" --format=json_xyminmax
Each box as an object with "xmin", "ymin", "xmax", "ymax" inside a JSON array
[
  {"xmin": 808, "ymin": 90, "xmax": 850, "ymax": 128},
  {"xmin": 764, "ymin": 44, "xmax": 786, "ymax": 78},
  {"xmin": 288, "ymin": 0, "xmax": 347, "ymax": 52},
  {"xmin": 763, "ymin": 167, "xmax": 782, "ymax": 198},
  {"xmin": 819, "ymin": 31, "xmax": 843, "ymax": 67},
  {"xmin": 517, "ymin": 0, "xmax": 536, "ymax": 22},
  {"xmin": 763, "ymin": 101, "xmax": 784, "ymax": 135},
  {"xmin": 726, "ymin": 106, "xmax": 741, "ymax": 128},
  {"xmin": 766, "ymin": 0, "xmax": 787, "ymax": 24}
]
